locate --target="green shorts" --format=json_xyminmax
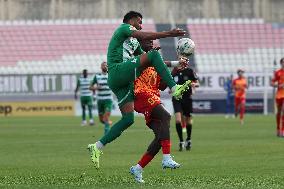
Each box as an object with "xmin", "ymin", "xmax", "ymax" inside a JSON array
[
  {"xmin": 80, "ymin": 96, "xmax": 93, "ymax": 107},
  {"xmin": 108, "ymin": 56, "xmax": 142, "ymax": 107},
  {"xmin": 97, "ymin": 99, "xmax": 113, "ymax": 115}
]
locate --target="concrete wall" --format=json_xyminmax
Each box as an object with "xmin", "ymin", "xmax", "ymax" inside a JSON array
[{"xmin": 0, "ymin": 0, "xmax": 283, "ymax": 23}]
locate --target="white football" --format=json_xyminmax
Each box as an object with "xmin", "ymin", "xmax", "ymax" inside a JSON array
[{"xmin": 176, "ymin": 38, "xmax": 195, "ymax": 57}]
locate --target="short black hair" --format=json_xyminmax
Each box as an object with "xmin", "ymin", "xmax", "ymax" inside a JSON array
[
  {"xmin": 237, "ymin": 69, "xmax": 244, "ymax": 74},
  {"xmin": 280, "ymin": 57, "xmax": 284, "ymax": 64},
  {"xmin": 123, "ymin": 11, "xmax": 142, "ymax": 23}
]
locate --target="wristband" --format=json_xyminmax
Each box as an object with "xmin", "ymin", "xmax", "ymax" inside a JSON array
[{"xmin": 170, "ymin": 61, "xmax": 179, "ymax": 67}]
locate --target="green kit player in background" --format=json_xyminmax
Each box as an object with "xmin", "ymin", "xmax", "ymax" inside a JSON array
[
  {"xmin": 87, "ymin": 11, "xmax": 191, "ymax": 169},
  {"xmin": 75, "ymin": 69, "xmax": 94, "ymax": 126},
  {"xmin": 90, "ymin": 62, "xmax": 113, "ymax": 135}
]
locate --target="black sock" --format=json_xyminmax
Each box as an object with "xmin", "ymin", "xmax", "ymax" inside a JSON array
[
  {"xmin": 186, "ymin": 123, "xmax": 192, "ymax": 141},
  {"xmin": 176, "ymin": 123, "xmax": 183, "ymax": 142}
]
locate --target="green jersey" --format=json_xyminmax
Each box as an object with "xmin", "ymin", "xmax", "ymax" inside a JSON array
[
  {"xmin": 77, "ymin": 77, "xmax": 92, "ymax": 97},
  {"xmin": 107, "ymin": 23, "xmax": 144, "ymax": 68},
  {"xmin": 92, "ymin": 73, "xmax": 113, "ymax": 100}
]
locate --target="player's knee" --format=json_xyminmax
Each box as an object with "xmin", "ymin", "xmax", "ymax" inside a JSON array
[
  {"xmin": 160, "ymin": 129, "xmax": 170, "ymax": 141},
  {"xmin": 176, "ymin": 121, "xmax": 182, "ymax": 125},
  {"xmin": 160, "ymin": 109, "xmax": 171, "ymax": 123},
  {"xmin": 122, "ymin": 112, "xmax": 134, "ymax": 126}
]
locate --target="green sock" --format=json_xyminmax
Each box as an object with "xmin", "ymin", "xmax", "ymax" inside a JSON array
[
  {"xmin": 147, "ymin": 50, "xmax": 176, "ymax": 88},
  {"xmin": 88, "ymin": 105, "xmax": 93, "ymax": 119},
  {"xmin": 82, "ymin": 107, "xmax": 86, "ymax": 121},
  {"xmin": 104, "ymin": 122, "xmax": 110, "ymax": 135},
  {"xmin": 100, "ymin": 112, "xmax": 134, "ymax": 145}
]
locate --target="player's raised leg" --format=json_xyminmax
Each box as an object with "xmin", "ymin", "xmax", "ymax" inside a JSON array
[{"xmin": 139, "ymin": 52, "xmax": 192, "ymax": 100}]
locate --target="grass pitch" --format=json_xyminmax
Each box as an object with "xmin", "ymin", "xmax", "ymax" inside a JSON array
[{"xmin": 0, "ymin": 115, "xmax": 283, "ymax": 189}]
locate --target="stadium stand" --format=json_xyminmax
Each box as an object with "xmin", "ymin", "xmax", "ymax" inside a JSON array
[
  {"xmin": 188, "ymin": 19, "xmax": 284, "ymax": 73},
  {"xmin": 0, "ymin": 19, "xmax": 156, "ymax": 74},
  {"xmin": 1, "ymin": 18, "xmax": 284, "ymax": 75}
]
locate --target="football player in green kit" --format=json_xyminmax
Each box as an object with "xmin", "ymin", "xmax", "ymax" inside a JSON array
[
  {"xmin": 90, "ymin": 62, "xmax": 113, "ymax": 135},
  {"xmin": 75, "ymin": 69, "xmax": 94, "ymax": 126},
  {"xmin": 87, "ymin": 11, "xmax": 191, "ymax": 169}
]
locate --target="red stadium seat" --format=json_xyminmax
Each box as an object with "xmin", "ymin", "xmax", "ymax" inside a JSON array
[
  {"xmin": 0, "ymin": 19, "xmax": 157, "ymax": 70},
  {"xmin": 188, "ymin": 19, "xmax": 284, "ymax": 73}
]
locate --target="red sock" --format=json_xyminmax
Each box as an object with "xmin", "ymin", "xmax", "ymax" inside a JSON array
[
  {"xmin": 240, "ymin": 105, "xmax": 245, "ymax": 120},
  {"xmin": 234, "ymin": 100, "xmax": 239, "ymax": 116},
  {"xmin": 138, "ymin": 153, "xmax": 154, "ymax": 168},
  {"xmin": 161, "ymin": 140, "xmax": 171, "ymax": 154},
  {"xmin": 276, "ymin": 114, "xmax": 281, "ymax": 131},
  {"xmin": 182, "ymin": 122, "xmax": 186, "ymax": 129},
  {"xmin": 281, "ymin": 115, "xmax": 284, "ymax": 132}
]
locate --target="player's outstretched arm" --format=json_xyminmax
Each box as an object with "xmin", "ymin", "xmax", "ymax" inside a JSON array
[
  {"xmin": 192, "ymin": 81, "xmax": 200, "ymax": 88},
  {"xmin": 132, "ymin": 28, "xmax": 186, "ymax": 41},
  {"xmin": 164, "ymin": 58, "xmax": 188, "ymax": 68},
  {"xmin": 270, "ymin": 79, "xmax": 278, "ymax": 87}
]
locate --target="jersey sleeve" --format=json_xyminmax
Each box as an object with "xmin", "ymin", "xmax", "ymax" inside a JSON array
[{"xmin": 119, "ymin": 24, "xmax": 137, "ymax": 38}]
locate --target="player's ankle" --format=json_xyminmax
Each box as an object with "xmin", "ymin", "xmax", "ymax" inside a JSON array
[
  {"xmin": 162, "ymin": 154, "xmax": 171, "ymax": 160},
  {"xmin": 135, "ymin": 164, "xmax": 143, "ymax": 170},
  {"xmin": 170, "ymin": 85, "xmax": 177, "ymax": 93},
  {"xmin": 96, "ymin": 141, "xmax": 104, "ymax": 150}
]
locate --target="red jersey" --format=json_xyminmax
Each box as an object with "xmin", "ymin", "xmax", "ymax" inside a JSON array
[
  {"xmin": 134, "ymin": 67, "xmax": 161, "ymax": 124},
  {"xmin": 271, "ymin": 69, "xmax": 284, "ymax": 99},
  {"xmin": 233, "ymin": 77, "xmax": 247, "ymax": 98},
  {"xmin": 134, "ymin": 67, "xmax": 161, "ymax": 97}
]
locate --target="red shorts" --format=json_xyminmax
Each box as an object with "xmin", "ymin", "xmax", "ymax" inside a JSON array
[
  {"xmin": 235, "ymin": 97, "xmax": 246, "ymax": 106},
  {"xmin": 276, "ymin": 98, "xmax": 284, "ymax": 108},
  {"xmin": 134, "ymin": 92, "xmax": 161, "ymax": 125}
]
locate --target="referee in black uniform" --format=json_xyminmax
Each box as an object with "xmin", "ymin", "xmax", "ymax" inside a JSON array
[{"xmin": 172, "ymin": 64, "xmax": 199, "ymax": 151}]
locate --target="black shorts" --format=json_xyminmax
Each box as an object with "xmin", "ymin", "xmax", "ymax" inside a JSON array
[{"xmin": 172, "ymin": 97, "xmax": 193, "ymax": 117}]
